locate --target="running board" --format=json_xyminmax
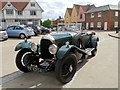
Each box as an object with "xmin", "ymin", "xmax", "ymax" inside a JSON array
[{"xmin": 85, "ymin": 48, "xmax": 95, "ymax": 55}]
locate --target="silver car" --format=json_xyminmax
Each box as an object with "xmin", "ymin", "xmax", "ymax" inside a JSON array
[
  {"xmin": 0, "ymin": 29, "xmax": 8, "ymax": 41},
  {"xmin": 6, "ymin": 25, "xmax": 34, "ymax": 39}
]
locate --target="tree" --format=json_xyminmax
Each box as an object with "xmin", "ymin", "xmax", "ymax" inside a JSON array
[{"xmin": 42, "ymin": 19, "xmax": 52, "ymax": 28}]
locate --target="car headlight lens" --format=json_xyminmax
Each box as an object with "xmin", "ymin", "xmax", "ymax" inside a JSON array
[
  {"xmin": 31, "ymin": 43, "xmax": 37, "ymax": 52},
  {"xmin": 49, "ymin": 44, "xmax": 57, "ymax": 54}
]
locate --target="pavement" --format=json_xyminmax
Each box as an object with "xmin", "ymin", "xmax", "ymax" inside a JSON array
[{"xmin": 108, "ymin": 32, "xmax": 120, "ymax": 39}]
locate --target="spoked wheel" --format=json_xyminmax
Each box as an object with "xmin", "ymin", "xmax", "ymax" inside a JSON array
[
  {"xmin": 16, "ymin": 49, "xmax": 34, "ymax": 72},
  {"xmin": 55, "ymin": 53, "xmax": 77, "ymax": 84}
]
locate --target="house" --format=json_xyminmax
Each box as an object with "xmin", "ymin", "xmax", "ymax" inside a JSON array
[
  {"xmin": 64, "ymin": 8, "xmax": 72, "ymax": 27},
  {"xmin": 0, "ymin": 0, "xmax": 43, "ymax": 29},
  {"xmin": 85, "ymin": 5, "xmax": 120, "ymax": 30},
  {"xmin": 64, "ymin": 4, "xmax": 95, "ymax": 30},
  {"xmin": 51, "ymin": 16, "xmax": 64, "ymax": 31}
]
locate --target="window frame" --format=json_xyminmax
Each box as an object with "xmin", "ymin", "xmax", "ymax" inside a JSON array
[
  {"xmin": 114, "ymin": 21, "xmax": 118, "ymax": 28},
  {"xmin": 91, "ymin": 13, "xmax": 94, "ymax": 18},
  {"xmin": 98, "ymin": 12, "xmax": 102, "ymax": 17},
  {"xmin": 90, "ymin": 22, "xmax": 94, "ymax": 27},
  {"xmin": 17, "ymin": 11, "xmax": 23, "ymax": 16},
  {"xmin": 6, "ymin": 9, "xmax": 14, "ymax": 15},
  {"xmin": 30, "ymin": 10, "xmax": 37, "ymax": 16},
  {"xmin": 31, "ymin": 3, "xmax": 35, "ymax": 7},
  {"xmin": 115, "ymin": 11, "xmax": 118, "ymax": 16},
  {"xmin": 97, "ymin": 22, "xmax": 101, "ymax": 28}
]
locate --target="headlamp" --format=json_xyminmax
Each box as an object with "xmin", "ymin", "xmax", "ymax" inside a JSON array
[{"xmin": 49, "ymin": 44, "xmax": 57, "ymax": 54}]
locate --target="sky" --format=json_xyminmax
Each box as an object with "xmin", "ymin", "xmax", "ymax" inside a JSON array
[{"xmin": 36, "ymin": 0, "xmax": 120, "ymax": 21}]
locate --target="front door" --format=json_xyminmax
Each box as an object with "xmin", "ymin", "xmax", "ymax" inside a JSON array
[{"xmin": 104, "ymin": 22, "xmax": 107, "ymax": 30}]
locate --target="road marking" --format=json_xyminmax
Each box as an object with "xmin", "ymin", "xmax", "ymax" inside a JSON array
[
  {"xmin": 0, "ymin": 71, "xmax": 23, "ymax": 85},
  {"xmin": 29, "ymin": 83, "xmax": 42, "ymax": 88}
]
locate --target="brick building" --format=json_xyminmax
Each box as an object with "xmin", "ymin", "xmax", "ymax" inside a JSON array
[{"xmin": 85, "ymin": 5, "xmax": 120, "ymax": 30}]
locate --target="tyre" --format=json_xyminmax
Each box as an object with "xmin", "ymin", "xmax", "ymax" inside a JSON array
[
  {"xmin": 19, "ymin": 33, "xmax": 26, "ymax": 39},
  {"xmin": 55, "ymin": 53, "xmax": 77, "ymax": 84},
  {"xmin": 16, "ymin": 49, "xmax": 33, "ymax": 72}
]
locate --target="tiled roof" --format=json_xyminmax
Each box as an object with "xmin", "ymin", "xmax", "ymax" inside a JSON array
[
  {"xmin": 87, "ymin": 5, "xmax": 118, "ymax": 13},
  {"xmin": 67, "ymin": 8, "xmax": 72, "ymax": 16},
  {"xmin": 0, "ymin": 0, "xmax": 30, "ymax": 11},
  {"xmin": 73, "ymin": 4, "xmax": 95, "ymax": 14},
  {"xmin": 81, "ymin": 4, "xmax": 95, "ymax": 11}
]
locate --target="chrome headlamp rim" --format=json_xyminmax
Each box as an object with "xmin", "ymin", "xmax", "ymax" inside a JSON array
[
  {"xmin": 31, "ymin": 43, "xmax": 38, "ymax": 52},
  {"xmin": 49, "ymin": 44, "xmax": 57, "ymax": 54}
]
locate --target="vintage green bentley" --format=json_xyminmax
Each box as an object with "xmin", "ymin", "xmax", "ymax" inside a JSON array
[{"xmin": 15, "ymin": 30, "xmax": 99, "ymax": 84}]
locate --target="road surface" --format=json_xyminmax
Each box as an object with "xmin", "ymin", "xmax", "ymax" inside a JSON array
[{"xmin": 0, "ymin": 31, "xmax": 118, "ymax": 88}]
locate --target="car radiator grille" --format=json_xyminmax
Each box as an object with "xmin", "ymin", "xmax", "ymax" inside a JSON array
[{"xmin": 40, "ymin": 39, "xmax": 54, "ymax": 59}]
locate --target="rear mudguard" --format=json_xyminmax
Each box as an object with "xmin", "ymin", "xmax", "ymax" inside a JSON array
[
  {"xmin": 15, "ymin": 41, "xmax": 33, "ymax": 51},
  {"xmin": 56, "ymin": 45, "xmax": 87, "ymax": 60}
]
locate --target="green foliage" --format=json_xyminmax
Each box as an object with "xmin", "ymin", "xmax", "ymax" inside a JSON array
[{"xmin": 42, "ymin": 19, "xmax": 52, "ymax": 28}]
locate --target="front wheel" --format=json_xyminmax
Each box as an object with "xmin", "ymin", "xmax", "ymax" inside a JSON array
[
  {"xmin": 55, "ymin": 53, "xmax": 77, "ymax": 84},
  {"xmin": 15, "ymin": 49, "xmax": 33, "ymax": 72}
]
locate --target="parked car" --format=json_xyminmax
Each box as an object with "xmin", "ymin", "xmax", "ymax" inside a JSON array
[
  {"xmin": 0, "ymin": 29, "xmax": 8, "ymax": 41},
  {"xmin": 25, "ymin": 25, "xmax": 41, "ymax": 36},
  {"xmin": 5, "ymin": 25, "xmax": 34, "ymax": 39},
  {"xmin": 39, "ymin": 26, "xmax": 51, "ymax": 34},
  {"xmin": 15, "ymin": 30, "xmax": 99, "ymax": 84}
]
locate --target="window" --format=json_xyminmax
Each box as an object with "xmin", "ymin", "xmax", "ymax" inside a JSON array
[
  {"xmin": 114, "ymin": 21, "xmax": 118, "ymax": 28},
  {"xmin": 115, "ymin": 11, "xmax": 118, "ymax": 16},
  {"xmin": 66, "ymin": 16, "xmax": 68, "ymax": 21},
  {"xmin": 7, "ymin": 4, "xmax": 11, "ymax": 6},
  {"xmin": 91, "ymin": 13, "xmax": 94, "ymax": 18},
  {"xmin": 15, "ymin": 26, "xmax": 23, "ymax": 30},
  {"xmin": 30, "ymin": 10, "xmax": 36, "ymax": 15},
  {"xmin": 98, "ymin": 12, "xmax": 102, "ymax": 17},
  {"xmin": 7, "ymin": 26, "xmax": 15, "ymax": 30},
  {"xmin": 6, "ymin": 9, "xmax": 13, "ymax": 15},
  {"xmin": 97, "ymin": 22, "xmax": 101, "ymax": 27},
  {"xmin": 31, "ymin": 3, "xmax": 35, "ymax": 7},
  {"xmin": 17, "ymin": 11, "xmax": 23, "ymax": 15},
  {"xmin": 74, "ymin": 16, "xmax": 76, "ymax": 21},
  {"xmin": 80, "ymin": 14, "xmax": 82, "ymax": 19},
  {"xmin": 90, "ymin": 22, "xmax": 94, "ymax": 27}
]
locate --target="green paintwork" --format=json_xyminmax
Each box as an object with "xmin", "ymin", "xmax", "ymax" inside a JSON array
[
  {"xmin": 50, "ymin": 32, "xmax": 75, "ymax": 47},
  {"xmin": 56, "ymin": 45, "xmax": 88, "ymax": 60},
  {"xmin": 15, "ymin": 41, "xmax": 32, "ymax": 51}
]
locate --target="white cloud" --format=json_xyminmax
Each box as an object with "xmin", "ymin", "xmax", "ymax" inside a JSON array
[{"xmin": 36, "ymin": 0, "xmax": 119, "ymax": 21}]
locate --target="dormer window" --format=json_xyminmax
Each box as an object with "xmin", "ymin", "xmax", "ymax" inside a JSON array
[{"xmin": 31, "ymin": 3, "xmax": 35, "ymax": 7}]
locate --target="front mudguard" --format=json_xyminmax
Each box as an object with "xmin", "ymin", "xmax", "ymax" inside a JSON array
[
  {"xmin": 56, "ymin": 45, "xmax": 87, "ymax": 60},
  {"xmin": 15, "ymin": 41, "xmax": 33, "ymax": 51}
]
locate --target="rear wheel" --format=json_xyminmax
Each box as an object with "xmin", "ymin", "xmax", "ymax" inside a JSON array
[
  {"xmin": 16, "ymin": 49, "xmax": 33, "ymax": 72},
  {"xmin": 19, "ymin": 34, "xmax": 26, "ymax": 39},
  {"xmin": 55, "ymin": 53, "xmax": 77, "ymax": 84}
]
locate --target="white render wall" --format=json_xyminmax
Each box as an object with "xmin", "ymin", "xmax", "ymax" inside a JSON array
[
  {"xmin": 0, "ymin": 0, "xmax": 43, "ymax": 28},
  {"xmin": 0, "ymin": 0, "xmax": 43, "ymax": 20}
]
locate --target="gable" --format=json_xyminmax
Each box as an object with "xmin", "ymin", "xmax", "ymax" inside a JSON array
[{"xmin": 24, "ymin": 0, "xmax": 43, "ymax": 12}]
